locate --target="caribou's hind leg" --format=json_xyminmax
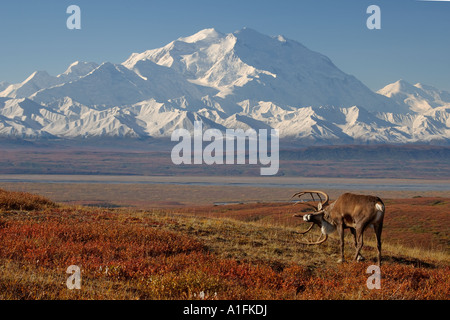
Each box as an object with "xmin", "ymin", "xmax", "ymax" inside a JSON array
[{"xmin": 373, "ymin": 221, "xmax": 383, "ymax": 266}]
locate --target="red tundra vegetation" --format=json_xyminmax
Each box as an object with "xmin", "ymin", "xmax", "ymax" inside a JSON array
[{"xmin": 0, "ymin": 188, "xmax": 448, "ymax": 299}]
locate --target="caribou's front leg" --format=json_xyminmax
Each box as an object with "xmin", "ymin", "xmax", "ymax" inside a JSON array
[
  {"xmin": 336, "ymin": 223, "xmax": 345, "ymax": 263},
  {"xmin": 354, "ymin": 226, "xmax": 365, "ymax": 262},
  {"xmin": 350, "ymin": 228, "xmax": 365, "ymax": 261}
]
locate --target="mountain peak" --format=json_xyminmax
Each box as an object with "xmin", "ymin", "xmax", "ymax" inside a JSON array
[
  {"xmin": 234, "ymin": 27, "xmax": 263, "ymax": 36},
  {"xmin": 0, "ymin": 81, "xmax": 10, "ymax": 92},
  {"xmin": 233, "ymin": 27, "xmax": 291, "ymax": 46},
  {"xmin": 59, "ymin": 61, "xmax": 99, "ymax": 78},
  {"xmin": 378, "ymin": 79, "xmax": 415, "ymax": 96},
  {"xmin": 68, "ymin": 60, "xmax": 81, "ymax": 67},
  {"xmin": 394, "ymin": 79, "xmax": 415, "ymax": 89},
  {"xmin": 120, "ymin": 27, "xmax": 403, "ymax": 113},
  {"xmin": 178, "ymin": 28, "xmax": 223, "ymax": 43},
  {"xmin": 233, "ymin": 27, "xmax": 272, "ymax": 43},
  {"xmin": 377, "ymin": 79, "xmax": 450, "ymax": 113},
  {"xmin": 0, "ymin": 70, "xmax": 60, "ymax": 99},
  {"xmin": 276, "ymin": 35, "xmax": 287, "ymax": 43},
  {"xmin": 24, "ymin": 70, "xmax": 52, "ymax": 82}
]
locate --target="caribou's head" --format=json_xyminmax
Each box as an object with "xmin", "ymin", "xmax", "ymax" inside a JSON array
[
  {"xmin": 291, "ymin": 190, "xmax": 334, "ymax": 245},
  {"xmin": 303, "ymin": 211, "xmax": 325, "ymax": 224}
]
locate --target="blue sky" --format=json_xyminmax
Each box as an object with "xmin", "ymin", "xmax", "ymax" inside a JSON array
[{"xmin": 0, "ymin": 0, "xmax": 449, "ymax": 91}]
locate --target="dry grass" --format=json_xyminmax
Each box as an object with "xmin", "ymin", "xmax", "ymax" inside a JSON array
[
  {"xmin": 0, "ymin": 189, "xmax": 448, "ymax": 300},
  {"xmin": 0, "ymin": 188, "xmax": 56, "ymax": 211}
]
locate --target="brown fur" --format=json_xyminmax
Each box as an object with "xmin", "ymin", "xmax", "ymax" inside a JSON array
[{"xmin": 301, "ymin": 192, "xmax": 385, "ymax": 265}]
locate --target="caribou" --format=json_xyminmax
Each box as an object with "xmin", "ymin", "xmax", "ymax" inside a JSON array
[{"xmin": 292, "ymin": 191, "xmax": 385, "ymax": 265}]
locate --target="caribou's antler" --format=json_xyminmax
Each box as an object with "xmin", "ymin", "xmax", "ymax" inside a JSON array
[
  {"xmin": 293, "ymin": 223, "xmax": 314, "ymax": 234},
  {"xmin": 290, "ymin": 190, "xmax": 331, "ymax": 245},
  {"xmin": 291, "ymin": 190, "xmax": 329, "ymax": 211},
  {"xmin": 296, "ymin": 233, "xmax": 328, "ymax": 245}
]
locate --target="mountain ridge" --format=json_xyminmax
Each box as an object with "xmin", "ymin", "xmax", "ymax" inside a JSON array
[{"xmin": 0, "ymin": 28, "xmax": 449, "ymax": 144}]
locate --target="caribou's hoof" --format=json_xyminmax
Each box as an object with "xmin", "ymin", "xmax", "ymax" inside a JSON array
[
  {"xmin": 356, "ymin": 255, "xmax": 365, "ymax": 262},
  {"xmin": 337, "ymin": 258, "xmax": 345, "ymax": 263}
]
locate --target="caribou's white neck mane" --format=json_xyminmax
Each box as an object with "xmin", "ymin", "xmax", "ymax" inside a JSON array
[{"xmin": 320, "ymin": 218, "xmax": 336, "ymax": 235}]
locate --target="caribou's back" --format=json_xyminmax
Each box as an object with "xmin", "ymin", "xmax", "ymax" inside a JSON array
[{"xmin": 331, "ymin": 193, "xmax": 385, "ymax": 228}]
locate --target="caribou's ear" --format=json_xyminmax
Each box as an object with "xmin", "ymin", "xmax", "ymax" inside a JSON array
[{"xmin": 317, "ymin": 203, "xmax": 323, "ymax": 211}]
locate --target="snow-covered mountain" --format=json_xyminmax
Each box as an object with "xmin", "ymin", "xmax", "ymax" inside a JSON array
[
  {"xmin": 0, "ymin": 61, "xmax": 99, "ymax": 99},
  {"xmin": 0, "ymin": 81, "xmax": 10, "ymax": 92},
  {"xmin": 122, "ymin": 28, "xmax": 406, "ymax": 114},
  {"xmin": 378, "ymin": 80, "xmax": 450, "ymax": 113},
  {"xmin": 0, "ymin": 28, "xmax": 449, "ymax": 144}
]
